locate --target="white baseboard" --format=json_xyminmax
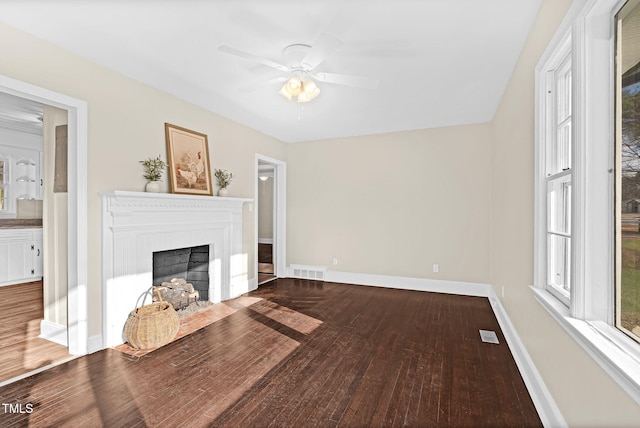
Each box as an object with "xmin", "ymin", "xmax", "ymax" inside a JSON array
[
  {"xmin": 325, "ymin": 270, "xmax": 492, "ymax": 297},
  {"xmin": 39, "ymin": 320, "xmax": 68, "ymax": 347},
  {"xmin": 258, "ymin": 238, "xmax": 273, "ymax": 244},
  {"xmin": 87, "ymin": 334, "xmax": 103, "ymax": 354},
  {"xmin": 487, "ymin": 290, "xmax": 567, "ymax": 428},
  {"xmin": 247, "ymin": 277, "xmax": 258, "ymax": 292},
  {"xmin": 228, "ymin": 278, "xmax": 256, "ymax": 300},
  {"xmin": 291, "ymin": 268, "xmax": 565, "ymax": 427},
  {"xmin": 39, "ymin": 320, "xmax": 105, "ymax": 356}
]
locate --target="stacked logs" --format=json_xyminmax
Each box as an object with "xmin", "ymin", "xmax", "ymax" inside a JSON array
[{"xmin": 153, "ymin": 277, "xmax": 200, "ymax": 310}]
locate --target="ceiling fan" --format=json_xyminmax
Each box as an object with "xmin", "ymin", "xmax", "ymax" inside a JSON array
[{"xmin": 218, "ymin": 33, "xmax": 380, "ymax": 103}]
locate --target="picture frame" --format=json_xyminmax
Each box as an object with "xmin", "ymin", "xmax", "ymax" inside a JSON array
[{"xmin": 165, "ymin": 123, "xmax": 213, "ymax": 196}]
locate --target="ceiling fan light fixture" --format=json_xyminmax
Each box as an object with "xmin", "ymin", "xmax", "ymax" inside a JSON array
[
  {"xmin": 297, "ymin": 80, "xmax": 320, "ymax": 103},
  {"xmin": 288, "ymin": 76, "xmax": 301, "ymax": 91},
  {"xmin": 303, "ymin": 79, "xmax": 319, "ymax": 94},
  {"xmin": 279, "ymin": 76, "xmax": 303, "ymax": 101},
  {"xmin": 280, "ymin": 77, "xmax": 320, "ymax": 103},
  {"xmin": 278, "ymin": 84, "xmax": 293, "ymax": 101}
]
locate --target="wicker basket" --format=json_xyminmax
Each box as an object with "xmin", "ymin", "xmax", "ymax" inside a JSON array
[{"xmin": 123, "ymin": 291, "xmax": 180, "ymax": 350}]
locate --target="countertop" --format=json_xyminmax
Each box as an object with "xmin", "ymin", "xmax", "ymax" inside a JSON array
[{"xmin": 0, "ymin": 219, "xmax": 43, "ymax": 229}]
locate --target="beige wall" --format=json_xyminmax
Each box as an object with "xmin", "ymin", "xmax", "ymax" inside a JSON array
[
  {"xmin": 42, "ymin": 105, "xmax": 68, "ymax": 327},
  {"xmin": 0, "ymin": 23, "xmax": 287, "ymax": 337},
  {"xmin": 286, "ymin": 124, "xmax": 492, "ymax": 284},
  {"xmin": 490, "ymin": 0, "xmax": 640, "ymax": 425}
]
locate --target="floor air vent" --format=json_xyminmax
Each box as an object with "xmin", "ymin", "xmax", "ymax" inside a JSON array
[
  {"xmin": 479, "ymin": 330, "xmax": 499, "ymax": 344},
  {"xmin": 290, "ymin": 264, "xmax": 327, "ymax": 281}
]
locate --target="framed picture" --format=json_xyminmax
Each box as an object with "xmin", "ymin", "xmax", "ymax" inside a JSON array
[{"xmin": 165, "ymin": 123, "xmax": 213, "ymax": 196}]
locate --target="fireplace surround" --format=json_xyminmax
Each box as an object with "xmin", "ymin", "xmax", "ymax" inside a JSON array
[{"xmin": 100, "ymin": 190, "xmax": 252, "ymax": 348}]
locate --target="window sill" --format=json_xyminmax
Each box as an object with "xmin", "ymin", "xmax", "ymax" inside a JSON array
[{"xmin": 531, "ymin": 286, "xmax": 640, "ymax": 405}]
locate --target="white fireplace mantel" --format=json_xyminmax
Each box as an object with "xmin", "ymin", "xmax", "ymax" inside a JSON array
[{"xmin": 100, "ymin": 190, "xmax": 252, "ymax": 348}]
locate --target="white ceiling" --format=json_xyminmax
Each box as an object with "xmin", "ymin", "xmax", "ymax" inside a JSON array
[
  {"xmin": 0, "ymin": 0, "xmax": 543, "ymax": 143},
  {"xmin": 0, "ymin": 92, "xmax": 43, "ymax": 136}
]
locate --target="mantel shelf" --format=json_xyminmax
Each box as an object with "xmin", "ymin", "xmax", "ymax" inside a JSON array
[
  {"xmin": 99, "ymin": 190, "xmax": 253, "ymax": 215},
  {"xmin": 99, "ymin": 190, "xmax": 252, "ymax": 204}
]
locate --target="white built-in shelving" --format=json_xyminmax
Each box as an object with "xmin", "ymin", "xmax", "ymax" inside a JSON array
[{"xmin": 15, "ymin": 158, "xmax": 38, "ymax": 200}]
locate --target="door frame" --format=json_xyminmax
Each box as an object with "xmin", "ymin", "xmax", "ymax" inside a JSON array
[
  {"xmin": 255, "ymin": 154, "xmax": 286, "ymax": 279},
  {"xmin": 0, "ymin": 74, "xmax": 88, "ymax": 356}
]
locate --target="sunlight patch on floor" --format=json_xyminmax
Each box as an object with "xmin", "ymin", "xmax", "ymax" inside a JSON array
[{"xmin": 248, "ymin": 300, "xmax": 323, "ymax": 335}]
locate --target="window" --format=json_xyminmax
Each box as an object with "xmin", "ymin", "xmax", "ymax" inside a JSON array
[
  {"xmin": 617, "ymin": 0, "xmax": 640, "ymax": 344},
  {"xmin": 534, "ymin": 0, "xmax": 640, "ymax": 404},
  {"xmin": 545, "ymin": 49, "xmax": 572, "ymax": 305}
]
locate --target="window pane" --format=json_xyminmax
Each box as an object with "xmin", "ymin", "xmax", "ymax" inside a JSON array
[
  {"xmin": 548, "ymin": 234, "xmax": 571, "ymax": 296},
  {"xmin": 548, "ymin": 178, "xmax": 572, "ymax": 234},
  {"xmin": 557, "ymin": 119, "xmax": 571, "ymax": 172},
  {"xmin": 617, "ymin": 0, "xmax": 640, "ymax": 342},
  {"xmin": 557, "ymin": 62, "xmax": 572, "ymax": 122},
  {"xmin": 547, "ymin": 57, "xmax": 572, "ymax": 176},
  {"xmin": 0, "ymin": 187, "xmax": 4, "ymax": 210}
]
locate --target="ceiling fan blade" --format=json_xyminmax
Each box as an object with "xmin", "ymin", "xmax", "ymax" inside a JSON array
[
  {"xmin": 301, "ymin": 33, "xmax": 343, "ymax": 71},
  {"xmin": 238, "ymin": 76, "xmax": 287, "ymax": 93},
  {"xmin": 218, "ymin": 45, "xmax": 289, "ymax": 73},
  {"xmin": 314, "ymin": 72, "xmax": 380, "ymax": 90}
]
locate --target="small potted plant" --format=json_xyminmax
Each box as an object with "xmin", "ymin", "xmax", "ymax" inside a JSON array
[
  {"xmin": 140, "ymin": 154, "xmax": 166, "ymax": 192},
  {"xmin": 214, "ymin": 169, "xmax": 233, "ymax": 197}
]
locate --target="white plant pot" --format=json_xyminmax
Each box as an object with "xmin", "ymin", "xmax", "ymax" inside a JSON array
[
  {"xmin": 145, "ymin": 181, "xmax": 161, "ymax": 193},
  {"xmin": 218, "ymin": 187, "xmax": 229, "ymax": 197}
]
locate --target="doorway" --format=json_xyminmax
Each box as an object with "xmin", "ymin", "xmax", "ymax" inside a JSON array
[
  {"xmin": 0, "ymin": 75, "xmax": 88, "ymax": 385},
  {"xmin": 0, "ymin": 93, "xmax": 73, "ymax": 383},
  {"xmin": 256, "ymin": 155, "xmax": 286, "ymax": 285}
]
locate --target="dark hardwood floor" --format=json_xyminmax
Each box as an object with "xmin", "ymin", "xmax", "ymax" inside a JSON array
[
  {"xmin": 0, "ymin": 279, "xmax": 541, "ymax": 427},
  {"xmin": 0, "ymin": 281, "xmax": 70, "ymax": 384},
  {"xmin": 257, "ymin": 272, "xmax": 277, "ymax": 285},
  {"xmin": 258, "ymin": 242, "xmax": 276, "ymax": 285}
]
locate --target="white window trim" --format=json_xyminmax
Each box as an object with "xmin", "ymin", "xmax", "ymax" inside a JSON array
[{"xmin": 534, "ymin": 0, "xmax": 640, "ymax": 405}]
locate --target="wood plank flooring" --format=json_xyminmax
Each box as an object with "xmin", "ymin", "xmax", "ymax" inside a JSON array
[
  {"xmin": 257, "ymin": 273, "xmax": 277, "ymax": 285},
  {"xmin": 258, "ymin": 243, "xmax": 274, "ymax": 275},
  {"xmin": 0, "ymin": 281, "xmax": 70, "ymax": 383},
  {"xmin": 0, "ymin": 279, "xmax": 541, "ymax": 427}
]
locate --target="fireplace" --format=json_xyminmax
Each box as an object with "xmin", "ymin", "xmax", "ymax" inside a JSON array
[
  {"xmin": 153, "ymin": 245, "xmax": 209, "ymax": 301},
  {"xmin": 101, "ymin": 191, "xmax": 252, "ymax": 348}
]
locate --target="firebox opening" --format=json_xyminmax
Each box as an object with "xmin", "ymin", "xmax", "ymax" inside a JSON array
[{"xmin": 153, "ymin": 245, "xmax": 210, "ymax": 303}]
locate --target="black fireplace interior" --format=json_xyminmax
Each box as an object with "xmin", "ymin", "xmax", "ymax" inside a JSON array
[{"xmin": 153, "ymin": 245, "xmax": 209, "ymax": 301}]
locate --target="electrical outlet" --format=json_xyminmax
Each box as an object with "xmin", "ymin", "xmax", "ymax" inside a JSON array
[
  {"xmin": 332, "ymin": 257, "xmax": 338, "ymax": 265},
  {"xmin": 433, "ymin": 264, "xmax": 439, "ymax": 273}
]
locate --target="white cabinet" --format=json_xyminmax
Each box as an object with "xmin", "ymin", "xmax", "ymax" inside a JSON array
[
  {"xmin": 0, "ymin": 228, "xmax": 43, "ymax": 286},
  {"xmin": 32, "ymin": 236, "xmax": 43, "ymax": 278}
]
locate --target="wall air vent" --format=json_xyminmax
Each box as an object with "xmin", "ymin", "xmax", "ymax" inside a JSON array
[{"xmin": 290, "ymin": 264, "xmax": 327, "ymax": 281}]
